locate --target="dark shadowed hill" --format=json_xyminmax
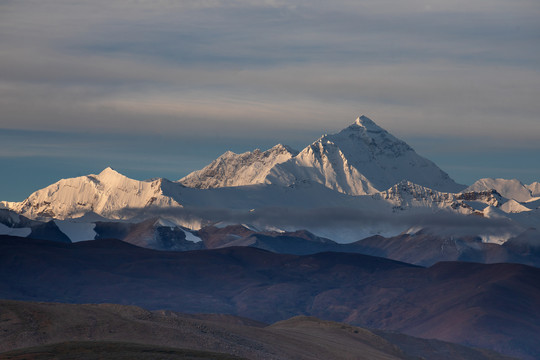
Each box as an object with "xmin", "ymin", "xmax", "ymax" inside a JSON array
[
  {"xmin": 196, "ymin": 225, "xmax": 540, "ymax": 268},
  {"xmin": 348, "ymin": 230, "xmax": 540, "ymax": 267},
  {"xmin": 0, "ymin": 300, "xmax": 516, "ymax": 360},
  {"xmin": 0, "ymin": 342, "xmax": 246, "ymax": 360},
  {"xmin": 0, "ymin": 236, "xmax": 538, "ymax": 359}
]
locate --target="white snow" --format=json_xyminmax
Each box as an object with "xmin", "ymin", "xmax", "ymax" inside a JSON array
[
  {"xmin": 527, "ymin": 182, "xmax": 540, "ymax": 197},
  {"xmin": 482, "ymin": 205, "xmax": 510, "ymax": 219},
  {"xmin": 179, "ymin": 144, "xmax": 297, "ymax": 189},
  {"xmin": 500, "ymin": 199, "xmax": 532, "ymax": 214},
  {"xmin": 0, "ymin": 201, "xmax": 20, "ymax": 211},
  {"xmin": 465, "ymin": 178, "xmax": 533, "ymax": 202},
  {"xmin": 54, "ymin": 220, "xmax": 97, "ymax": 242},
  {"xmin": 181, "ymin": 228, "xmax": 202, "ymax": 243},
  {"xmin": 0, "ymin": 223, "xmax": 31, "ymax": 237},
  {"xmin": 7, "ymin": 167, "xmax": 183, "ymax": 220}
]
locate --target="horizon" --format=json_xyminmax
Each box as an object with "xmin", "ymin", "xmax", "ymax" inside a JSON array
[{"xmin": 1, "ymin": 1, "xmax": 539, "ymax": 201}]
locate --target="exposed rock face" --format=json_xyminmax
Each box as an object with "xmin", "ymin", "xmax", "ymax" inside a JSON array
[
  {"xmin": 179, "ymin": 144, "xmax": 298, "ymax": 189},
  {"xmin": 375, "ymin": 181, "xmax": 502, "ymax": 213}
]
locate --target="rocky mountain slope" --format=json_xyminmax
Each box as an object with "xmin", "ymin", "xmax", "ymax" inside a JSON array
[
  {"xmin": 180, "ymin": 144, "xmax": 298, "ymax": 189},
  {"xmin": 1, "ymin": 116, "xmax": 537, "ymax": 244}
]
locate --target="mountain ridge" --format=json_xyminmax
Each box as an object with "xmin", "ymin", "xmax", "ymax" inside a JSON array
[
  {"xmin": 179, "ymin": 144, "xmax": 298, "ymax": 189},
  {"xmin": 180, "ymin": 115, "xmax": 466, "ymax": 195},
  {"xmin": 1, "ymin": 115, "xmax": 538, "ymax": 244}
]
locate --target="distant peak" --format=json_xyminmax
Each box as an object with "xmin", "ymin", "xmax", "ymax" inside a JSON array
[
  {"xmin": 220, "ymin": 150, "xmax": 237, "ymax": 158},
  {"xmin": 336, "ymin": 115, "xmax": 387, "ymax": 137},
  {"xmin": 353, "ymin": 115, "xmax": 379, "ymax": 129},
  {"xmin": 98, "ymin": 167, "xmax": 123, "ymax": 178},
  {"xmin": 271, "ymin": 143, "xmax": 298, "ymax": 155},
  {"xmin": 272, "ymin": 143, "xmax": 287, "ymax": 150}
]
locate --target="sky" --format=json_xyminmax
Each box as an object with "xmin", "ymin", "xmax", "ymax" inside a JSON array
[{"xmin": 1, "ymin": 0, "xmax": 539, "ymax": 201}]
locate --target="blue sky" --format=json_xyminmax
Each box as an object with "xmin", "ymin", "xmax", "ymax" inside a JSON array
[{"xmin": 1, "ymin": 0, "xmax": 539, "ymax": 201}]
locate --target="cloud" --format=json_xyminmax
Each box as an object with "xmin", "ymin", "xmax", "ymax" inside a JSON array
[
  {"xmin": 121, "ymin": 205, "xmax": 522, "ymax": 238},
  {"xmin": 0, "ymin": 0, "xmax": 539, "ymax": 195},
  {"xmin": 2, "ymin": 0, "xmax": 539, "ymax": 140}
]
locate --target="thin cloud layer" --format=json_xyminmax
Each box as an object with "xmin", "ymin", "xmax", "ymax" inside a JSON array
[{"xmin": 120, "ymin": 205, "xmax": 523, "ymax": 241}]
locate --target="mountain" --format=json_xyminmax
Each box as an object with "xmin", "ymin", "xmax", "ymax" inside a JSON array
[
  {"xmin": 374, "ymin": 181, "xmax": 502, "ymax": 213},
  {"xmin": 120, "ymin": 217, "xmax": 203, "ymax": 251},
  {"xmin": 1, "ymin": 116, "xmax": 535, "ymax": 243},
  {"xmin": 527, "ymin": 182, "xmax": 540, "ymax": 197},
  {"xmin": 1, "ymin": 209, "xmax": 204, "ymax": 251},
  {"xmin": 266, "ymin": 116, "xmax": 465, "ymax": 194},
  {"xmin": 346, "ymin": 229, "xmax": 540, "ymax": 267},
  {"xmin": 1, "ymin": 236, "xmax": 538, "ymax": 359},
  {"xmin": 3, "ymin": 211, "xmax": 538, "ymax": 267},
  {"xmin": 500, "ymin": 199, "xmax": 532, "ymax": 213},
  {"xmin": 0, "ymin": 209, "xmax": 70, "ymax": 243},
  {"xmin": 0, "ymin": 300, "xmax": 515, "ymax": 360},
  {"xmin": 195, "ymin": 224, "xmax": 540, "ymax": 267},
  {"xmin": 181, "ymin": 116, "xmax": 465, "ymax": 195},
  {"xmin": 465, "ymin": 178, "xmax": 534, "ymax": 202},
  {"xmin": 7, "ymin": 167, "xmax": 184, "ymax": 220},
  {"xmin": 2, "ymin": 175, "xmax": 528, "ymax": 244},
  {"xmin": 197, "ymin": 225, "xmax": 342, "ymax": 254},
  {"xmin": 180, "ymin": 144, "xmax": 298, "ymax": 189}
]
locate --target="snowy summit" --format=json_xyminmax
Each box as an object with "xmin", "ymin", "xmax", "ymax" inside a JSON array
[{"xmin": 181, "ymin": 116, "xmax": 465, "ymax": 195}]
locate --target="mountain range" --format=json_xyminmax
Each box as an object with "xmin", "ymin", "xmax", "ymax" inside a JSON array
[
  {"xmin": 180, "ymin": 116, "xmax": 464, "ymax": 194},
  {"xmin": 1, "ymin": 116, "xmax": 538, "ymax": 244},
  {"xmin": 3, "ymin": 209, "xmax": 538, "ymax": 268}
]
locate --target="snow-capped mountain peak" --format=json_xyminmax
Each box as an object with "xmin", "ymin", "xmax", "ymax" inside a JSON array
[
  {"xmin": 352, "ymin": 115, "xmax": 387, "ymax": 132},
  {"xmin": 526, "ymin": 182, "xmax": 540, "ymax": 197},
  {"xmin": 179, "ymin": 115, "xmax": 464, "ymax": 195},
  {"xmin": 500, "ymin": 199, "xmax": 532, "ymax": 213},
  {"xmin": 98, "ymin": 166, "xmax": 122, "ymax": 178},
  {"xmin": 464, "ymin": 178, "xmax": 533, "ymax": 202},
  {"xmin": 264, "ymin": 116, "xmax": 464, "ymax": 195},
  {"xmin": 326, "ymin": 115, "xmax": 414, "ymax": 159},
  {"xmin": 95, "ymin": 166, "xmax": 132, "ymax": 186},
  {"xmin": 179, "ymin": 143, "xmax": 298, "ymax": 189},
  {"xmin": 9, "ymin": 168, "xmax": 182, "ymax": 220},
  {"xmin": 355, "ymin": 115, "xmax": 373, "ymax": 126},
  {"xmin": 376, "ymin": 180, "xmax": 503, "ymax": 213}
]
